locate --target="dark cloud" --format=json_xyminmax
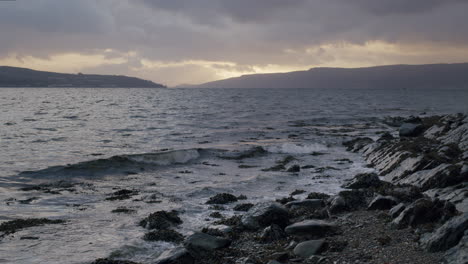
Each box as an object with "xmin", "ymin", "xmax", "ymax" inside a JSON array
[{"xmin": 0, "ymin": 0, "xmax": 467, "ymax": 85}]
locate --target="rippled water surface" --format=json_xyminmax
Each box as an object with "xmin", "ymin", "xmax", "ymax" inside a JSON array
[{"xmin": 0, "ymin": 87, "xmax": 467, "ymax": 263}]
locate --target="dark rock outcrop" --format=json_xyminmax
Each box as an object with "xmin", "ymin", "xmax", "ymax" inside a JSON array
[
  {"xmin": 184, "ymin": 232, "xmax": 231, "ymax": 255},
  {"xmin": 156, "ymin": 247, "xmax": 195, "ymax": 264},
  {"xmin": 293, "ymin": 239, "xmax": 326, "ymax": 258},
  {"xmin": 420, "ymin": 212, "xmax": 468, "ymax": 252},
  {"xmin": 392, "ymin": 198, "xmax": 456, "ymax": 229},
  {"xmin": 241, "ymin": 202, "xmax": 289, "ymax": 230},
  {"xmin": 206, "ymin": 193, "xmax": 238, "ymax": 204},
  {"xmin": 285, "ymin": 220, "xmax": 336, "ymax": 237},
  {"xmin": 367, "ymin": 195, "xmax": 399, "ymax": 210},
  {"xmin": 139, "ymin": 210, "xmax": 182, "ymax": 230}
]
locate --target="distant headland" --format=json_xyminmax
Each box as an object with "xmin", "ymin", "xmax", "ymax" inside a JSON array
[{"xmin": 0, "ymin": 66, "xmax": 166, "ymax": 88}]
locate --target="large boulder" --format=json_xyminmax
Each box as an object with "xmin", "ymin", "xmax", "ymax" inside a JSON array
[
  {"xmin": 421, "ymin": 212, "xmax": 468, "ymax": 252},
  {"xmin": 392, "ymin": 198, "xmax": 457, "ymax": 229},
  {"xmin": 342, "ymin": 173, "xmax": 381, "ymax": 189},
  {"xmin": 139, "ymin": 210, "xmax": 182, "ymax": 230},
  {"xmin": 389, "ymin": 203, "xmax": 406, "ymax": 218},
  {"xmin": 206, "ymin": 193, "xmax": 238, "ymax": 204},
  {"xmin": 184, "ymin": 233, "xmax": 231, "ymax": 254},
  {"xmin": 443, "ymin": 230, "xmax": 468, "ymax": 264},
  {"xmin": 241, "ymin": 202, "xmax": 289, "ymax": 230},
  {"xmin": 285, "ymin": 199, "xmax": 323, "ymax": 210},
  {"xmin": 285, "ymin": 220, "xmax": 336, "ymax": 238},
  {"xmin": 367, "ymin": 195, "xmax": 399, "ymax": 210},
  {"xmin": 329, "ymin": 190, "xmax": 373, "ymax": 214},
  {"xmin": 293, "ymin": 240, "xmax": 325, "ymax": 258},
  {"xmin": 399, "ymin": 123, "xmax": 424, "ymax": 137}
]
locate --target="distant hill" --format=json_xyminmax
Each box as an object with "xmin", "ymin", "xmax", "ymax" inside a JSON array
[
  {"xmin": 0, "ymin": 66, "xmax": 166, "ymax": 88},
  {"xmin": 187, "ymin": 63, "xmax": 468, "ymax": 89}
]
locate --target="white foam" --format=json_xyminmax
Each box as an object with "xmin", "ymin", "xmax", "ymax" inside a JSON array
[{"xmin": 267, "ymin": 143, "xmax": 328, "ymax": 154}]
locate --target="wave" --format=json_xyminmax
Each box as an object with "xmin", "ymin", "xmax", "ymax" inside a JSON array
[
  {"xmin": 266, "ymin": 143, "xmax": 328, "ymax": 154},
  {"xmin": 17, "ymin": 149, "xmax": 208, "ymax": 179}
]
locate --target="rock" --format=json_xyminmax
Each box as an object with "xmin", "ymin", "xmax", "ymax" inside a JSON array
[
  {"xmin": 392, "ymin": 198, "xmax": 457, "ymax": 229},
  {"xmin": 143, "ymin": 229, "xmax": 184, "ymax": 243},
  {"xmin": 329, "ymin": 190, "xmax": 373, "ymax": 213},
  {"xmin": 266, "ymin": 261, "xmax": 282, "ymax": 264},
  {"xmin": 0, "ymin": 218, "xmax": 65, "ymax": 235},
  {"xmin": 237, "ymin": 257, "xmax": 257, "ymax": 264},
  {"xmin": 287, "ymin": 165, "xmax": 301, "ymax": 172},
  {"xmin": 307, "ymin": 192, "xmax": 330, "ymax": 200},
  {"xmin": 443, "ymin": 230, "xmax": 468, "ymax": 264},
  {"xmin": 233, "ymin": 203, "xmax": 254, "ymax": 212},
  {"xmin": 367, "ymin": 195, "xmax": 399, "ymax": 210},
  {"xmin": 209, "ymin": 212, "xmax": 223, "ymax": 218},
  {"xmin": 399, "ymin": 123, "xmax": 424, "ymax": 137},
  {"xmin": 206, "ymin": 193, "xmax": 238, "ymax": 204},
  {"xmin": 421, "ymin": 212, "xmax": 468, "ymax": 252},
  {"xmin": 286, "ymin": 199, "xmax": 323, "ymax": 209},
  {"xmin": 139, "ymin": 211, "xmax": 182, "ymax": 230},
  {"xmin": 156, "ymin": 247, "xmax": 194, "ymax": 264},
  {"xmin": 389, "ymin": 203, "xmax": 406, "ymax": 218},
  {"xmin": 293, "ymin": 240, "xmax": 325, "ymax": 258},
  {"xmin": 343, "ymin": 137, "xmax": 374, "ymax": 152},
  {"xmin": 184, "ymin": 233, "xmax": 231, "ymax": 254},
  {"xmin": 342, "ymin": 173, "xmax": 381, "ymax": 189},
  {"xmin": 202, "ymin": 225, "xmax": 233, "ymax": 236},
  {"xmin": 269, "ymin": 252, "xmax": 289, "ymax": 262},
  {"xmin": 260, "ymin": 224, "xmax": 287, "ymax": 242},
  {"xmin": 241, "ymin": 202, "xmax": 289, "ymax": 230},
  {"xmin": 285, "ymin": 220, "xmax": 336, "ymax": 237}
]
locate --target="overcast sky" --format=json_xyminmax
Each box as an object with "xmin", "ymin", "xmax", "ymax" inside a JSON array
[{"xmin": 1, "ymin": 0, "xmax": 468, "ymax": 86}]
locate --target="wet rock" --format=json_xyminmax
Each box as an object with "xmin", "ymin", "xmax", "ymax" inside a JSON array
[
  {"xmin": 202, "ymin": 225, "xmax": 233, "ymax": 237},
  {"xmin": 143, "ymin": 229, "xmax": 184, "ymax": 243},
  {"xmin": 367, "ymin": 195, "xmax": 399, "ymax": 210},
  {"xmin": 378, "ymin": 132, "xmax": 394, "ymax": 141},
  {"xmin": 269, "ymin": 252, "xmax": 289, "ymax": 262},
  {"xmin": 399, "ymin": 123, "xmax": 424, "ymax": 137},
  {"xmin": 342, "ymin": 173, "xmax": 381, "ymax": 189},
  {"xmin": 106, "ymin": 189, "xmax": 138, "ymax": 201},
  {"xmin": 329, "ymin": 190, "xmax": 373, "ymax": 213},
  {"xmin": 276, "ymin": 196, "xmax": 296, "ymax": 205},
  {"xmin": 443, "ymin": 230, "xmax": 468, "ymax": 264},
  {"xmin": 392, "ymin": 198, "xmax": 457, "ymax": 229},
  {"xmin": 111, "ymin": 207, "xmax": 137, "ymax": 214},
  {"xmin": 0, "ymin": 218, "xmax": 65, "ymax": 235},
  {"xmin": 234, "ymin": 203, "xmax": 254, "ymax": 212},
  {"xmin": 237, "ymin": 257, "xmax": 257, "ymax": 264},
  {"xmin": 266, "ymin": 261, "xmax": 282, "ymax": 264},
  {"xmin": 343, "ymin": 137, "xmax": 374, "ymax": 152},
  {"xmin": 260, "ymin": 224, "xmax": 287, "ymax": 243},
  {"xmin": 286, "ymin": 199, "xmax": 323, "ymax": 210},
  {"xmin": 184, "ymin": 232, "xmax": 231, "ymax": 255},
  {"xmin": 91, "ymin": 259, "xmax": 140, "ymax": 264},
  {"xmin": 389, "ymin": 203, "xmax": 406, "ymax": 218},
  {"xmin": 241, "ymin": 202, "xmax": 289, "ymax": 230},
  {"xmin": 139, "ymin": 210, "xmax": 182, "ymax": 230},
  {"xmin": 214, "ymin": 215, "xmax": 242, "ymax": 227},
  {"xmin": 287, "ymin": 165, "xmax": 301, "ymax": 173},
  {"xmin": 209, "ymin": 212, "xmax": 223, "ymax": 218},
  {"xmin": 156, "ymin": 247, "xmax": 195, "ymax": 264},
  {"xmin": 262, "ymin": 164, "xmax": 286, "ymax": 172},
  {"xmin": 420, "ymin": 212, "xmax": 468, "ymax": 252},
  {"xmin": 307, "ymin": 192, "xmax": 330, "ymax": 200},
  {"xmin": 290, "ymin": 189, "xmax": 306, "ymax": 196},
  {"xmin": 206, "ymin": 193, "xmax": 238, "ymax": 204},
  {"xmin": 285, "ymin": 220, "xmax": 336, "ymax": 237},
  {"xmin": 293, "ymin": 240, "xmax": 325, "ymax": 258}
]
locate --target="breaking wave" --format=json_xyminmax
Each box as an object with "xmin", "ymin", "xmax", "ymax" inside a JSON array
[{"xmin": 266, "ymin": 143, "xmax": 328, "ymax": 154}]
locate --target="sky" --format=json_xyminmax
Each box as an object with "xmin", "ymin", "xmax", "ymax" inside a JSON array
[{"xmin": 1, "ymin": 0, "xmax": 468, "ymax": 86}]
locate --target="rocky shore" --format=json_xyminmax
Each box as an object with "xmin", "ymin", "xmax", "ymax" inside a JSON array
[{"xmin": 2, "ymin": 114, "xmax": 467, "ymax": 264}]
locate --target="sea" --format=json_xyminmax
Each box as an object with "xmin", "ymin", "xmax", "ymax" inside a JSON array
[{"xmin": 0, "ymin": 87, "xmax": 467, "ymax": 264}]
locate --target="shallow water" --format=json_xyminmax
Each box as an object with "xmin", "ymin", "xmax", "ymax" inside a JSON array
[{"xmin": 0, "ymin": 87, "xmax": 467, "ymax": 263}]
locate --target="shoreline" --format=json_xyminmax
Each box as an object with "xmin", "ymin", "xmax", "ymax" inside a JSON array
[{"xmin": 1, "ymin": 114, "xmax": 467, "ymax": 264}]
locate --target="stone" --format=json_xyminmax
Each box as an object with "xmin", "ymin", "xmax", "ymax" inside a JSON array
[
  {"xmin": 156, "ymin": 247, "xmax": 194, "ymax": 264},
  {"xmin": 343, "ymin": 137, "xmax": 374, "ymax": 152},
  {"xmin": 286, "ymin": 199, "xmax": 323, "ymax": 209},
  {"xmin": 184, "ymin": 233, "xmax": 231, "ymax": 254},
  {"xmin": 342, "ymin": 173, "xmax": 381, "ymax": 189},
  {"xmin": 269, "ymin": 252, "xmax": 289, "ymax": 262},
  {"xmin": 420, "ymin": 212, "xmax": 468, "ymax": 252},
  {"xmin": 91, "ymin": 259, "xmax": 139, "ymax": 264},
  {"xmin": 399, "ymin": 123, "xmax": 424, "ymax": 137},
  {"xmin": 329, "ymin": 190, "xmax": 373, "ymax": 214},
  {"xmin": 287, "ymin": 165, "xmax": 301, "ymax": 172},
  {"xmin": 237, "ymin": 257, "xmax": 257, "ymax": 264},
  {"xmin": 260, "ymin": 224, "xmax": 287, "ymax": 242},
  {"xmin": 328, "ymin": 196, "xmax": 346, "ymax": 214},
  {"xmin": 139, "ymin": 210, "xmax": 182, "ymax": 230},
  {"xmin": 241, "ymin": 202, "xmax": 289, "ymax": 230},
  {"xmin": 392, "ymin": 198, "xmax": 457, "ymax": 229},
  {"xmin": 367, "ymin": 195, "xmax": 399, "ymax": 210},
  {"xmin": 443, "ymin": 230, "xmax": 468, "ymax": 264},
  {"xmin": 293, "ymin": 240, "xmax": 325, "ymax": 258},
  {"xmin": 233, "ymin": 203, "xmax": 254, "ymax": 212},
  {"xmin": 266, "ymin": 261, "xmax": 282, "ymax": 264},
  {"xmin": 389, "ymin": 203, "xmax": 406, "ymax": 218},
  {"xmin": 285, "ymin": 220, "xmax": 336, "ymax": 237},
  {"xmin": 206, "ymin": 193, "xmax": 238, "ymax": 204}
]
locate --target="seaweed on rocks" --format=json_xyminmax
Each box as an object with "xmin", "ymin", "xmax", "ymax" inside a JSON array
[
  {"xmin": 0, "ymin": 218, "xmax": 65, "ymax": 235},
  {"xmin": 139, "ymin": 210, "xmax": 182, "ymax": 230}
]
